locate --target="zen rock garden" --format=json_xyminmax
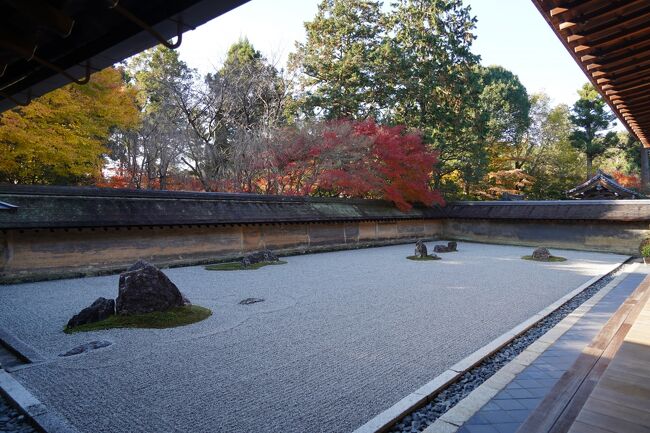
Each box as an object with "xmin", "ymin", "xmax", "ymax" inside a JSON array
[
  {"xmin": 0, "ymin": 243, "xmax": 626, "ymax": 433},
  {"xmin": 66, "ymin": 260, "xmax": 210, "ymax": 332}
]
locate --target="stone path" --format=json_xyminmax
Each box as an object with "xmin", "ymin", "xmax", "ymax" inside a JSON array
[{"xmin": 455, "ymin": 270, "xmax": 647, "ymax": 433}]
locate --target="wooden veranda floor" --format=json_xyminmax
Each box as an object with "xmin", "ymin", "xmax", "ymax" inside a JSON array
[{"xmin": 518, "ymin": 274, "xmax": 650, "ymax": 433}]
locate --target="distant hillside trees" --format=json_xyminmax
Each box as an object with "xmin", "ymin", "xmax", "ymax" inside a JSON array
[{"xmin": 2, "ymin": 0, "xmax": 647, "ymax": 201}]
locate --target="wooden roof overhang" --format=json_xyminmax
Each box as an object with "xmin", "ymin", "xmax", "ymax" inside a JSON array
[
  {"xmin": 0, "ymin": 0, "xmax": 250, "ymax": 113},
  {"xmin": 532, "ymin": 0, "xmax": 650, "ymax": 147}
]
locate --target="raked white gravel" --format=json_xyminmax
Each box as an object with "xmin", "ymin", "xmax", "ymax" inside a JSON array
[{"xmin": 0, "ymin": 242, "xmax": 626, "ymax": 433}]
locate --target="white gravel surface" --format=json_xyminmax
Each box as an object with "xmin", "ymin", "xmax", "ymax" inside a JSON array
[{"xmin": 0, "ymin": 242, "xmax": 626, "ymax": 433}]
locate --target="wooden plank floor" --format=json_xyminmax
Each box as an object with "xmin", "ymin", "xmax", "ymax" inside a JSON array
[
  {"xmin": 568, "ymin": 285, "xmax": 650, "ymax": 433},
  {"xmin": 517, "ymin": 274, "xmax": 650, "ymax": 433}
]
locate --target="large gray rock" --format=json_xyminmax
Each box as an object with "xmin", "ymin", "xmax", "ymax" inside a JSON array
[
  {"xmin": 414, "ymin": 240, "xmax": 428, "ymax": 258},
  {"xmin": 434, "ymin": 242, "xmax": 457, "ymax": 253},
  {"xmin": 532, "ymin": 247, "xmax": 551, "ymax": 261},
  {"xmin": 67, "ymin": 297, "xmax": 115, "ymax": 328},
  {"xmin": 116, "ymin": 261, "xmax": 184, "ymax": 315},
  {"xmin": 241, "ymin": 249, "xmax": 279, "ymax": 267}
]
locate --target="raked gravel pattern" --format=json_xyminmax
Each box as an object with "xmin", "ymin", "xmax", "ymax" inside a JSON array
[
  {"xmin": 389, "ymin": 262, "xmax": 626, "ymax": 433},
  {"xmin": 0, "ymin": 243, "xmax": 626, "ymax": 433}
]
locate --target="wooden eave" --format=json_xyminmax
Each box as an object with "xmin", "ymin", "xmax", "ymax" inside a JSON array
[{"xmin": 532, "ymin": 0, "xmax": 650, "ymax": 147}]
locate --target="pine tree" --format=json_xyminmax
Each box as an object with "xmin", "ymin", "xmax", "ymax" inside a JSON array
[{"xmin": 569, "ymin": 83, "xmax": 618, "ymax": 177}]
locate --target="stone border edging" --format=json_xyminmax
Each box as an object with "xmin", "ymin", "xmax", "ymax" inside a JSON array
[
  {"xmin": 351, "ymin": 258, "xmax": 629, "ymax": 433},
  {"xmin": 0, "ymin": 329, "xmax": 45, "ymax": 365},
  {"xmin": 0, "ymin": 370, "xmax": 80, "ymax": 433}
]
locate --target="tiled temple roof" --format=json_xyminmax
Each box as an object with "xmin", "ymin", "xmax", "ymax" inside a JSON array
[{"xmin": 566, "ymin": 170, "xmax": 644, "ymax": 200}]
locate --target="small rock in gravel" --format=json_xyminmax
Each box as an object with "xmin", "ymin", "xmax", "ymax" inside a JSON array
[
  {"xmin": 59, "ymin": 340, "xmax": 112, "ymax": 357},
  {"xmin": 239, "ymin": 298, "xmax": 265, "ymax": 305}
]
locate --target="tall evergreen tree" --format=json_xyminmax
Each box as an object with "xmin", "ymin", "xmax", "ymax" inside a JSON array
[
  {"xmin": 383, "ymin": 0, "xmax": 483, "ymax": 196},
  {"xmin": 288, "ymin": 0, "xmax": 384, "ymax": 119},
  {"xmin": 569, "ymin": 83, "xmax": 618, "ymax": 177}
]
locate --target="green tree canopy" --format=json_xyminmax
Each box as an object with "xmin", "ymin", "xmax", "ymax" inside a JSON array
[
  {"xmin": 477, "ymin": 65, "xmax": 530, "ymax": 146},
  {"xmin": 569, "ymin": 83, "xmax": 618, "ymax": 177},
  {"xmin": 288, "ymin": 0, "xmax": 384, "ymax": 119}
]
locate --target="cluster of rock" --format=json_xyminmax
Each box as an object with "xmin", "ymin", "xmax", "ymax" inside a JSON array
[
  {"xmin": 67, "ymin": 260, "xmax": 190, "ymax": 329},
  {"xmin": 414, "ymin": 240, "xmax": 459, "ymax": 259},
  {"xmin": 434, "ymin": 241, "xmax": 457, "ymax": 253},
  {"xmin": 532, "ymin": 247, "xmax": 551, "ymax": 261},
  {"xmin": 240, "ymin": 249, "xmax": 279, "ymax": 267}
]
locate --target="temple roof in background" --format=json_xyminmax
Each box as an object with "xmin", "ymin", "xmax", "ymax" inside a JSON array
[{"xmin": 566, "ymin": 170, "xmax": 644, "ymax": 200}]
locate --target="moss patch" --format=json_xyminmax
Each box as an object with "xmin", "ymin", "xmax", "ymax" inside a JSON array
[
  {"xmin": 522, "ymin": 255, "xmax": 567, "ymax": 262},
  {"xmin": 406, "ymin": 255, "xmax": 441, "ymax": 261},
  {"xmin": 205, "ymin": 260, "xmax": 287, "ymax": 271},
  {"xmin": 64, "ymin": 305, "xmax": 212, "ymax": 334}
]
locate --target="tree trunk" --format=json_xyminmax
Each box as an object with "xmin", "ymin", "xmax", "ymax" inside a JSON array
[
  {"xmin": 586, "ymin": 157, "xmax": 593, "ymax": 179},
  {"xmin": 641, "ymin": 146, "xmax": 650, "ymax": 192}
]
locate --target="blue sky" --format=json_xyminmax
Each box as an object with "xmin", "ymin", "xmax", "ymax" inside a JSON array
[{"xmin": 177, "ymin": 0, "xmax": 590, "ymax": 107}]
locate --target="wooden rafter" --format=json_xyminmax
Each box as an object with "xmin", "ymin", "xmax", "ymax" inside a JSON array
[{"xmin": 532, "ymin": 0, "xmax": 650, "ymax": 147}]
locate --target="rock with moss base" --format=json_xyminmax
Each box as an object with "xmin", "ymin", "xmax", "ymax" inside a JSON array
[
  {"xmin": 532, "ymin": 247, "xmax": 551, "ymax": 261},
  {"xmin": 67, "ymin": 297, "xmax": 115, "ymax": 328},
  {"xmin": 241, "ymin": 249, "xmax": 279, "ymax": 267},
  {"xmin": 116, "ymin": 261, "xmax": 185, "ymax": 315},
  {"xmin": 414, "ymin": 240, "xmax": 428, "ymax": 258}
]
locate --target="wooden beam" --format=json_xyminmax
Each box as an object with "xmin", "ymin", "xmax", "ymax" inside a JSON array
[
  {"xmin": 610, "ymin": 72, "xmax": 650, "ymax": 89},
  {"xmin": 618, "ymin": 88, "xmax": 650, "ymax": 103},
  {"xmin": 550, "ymin": 7, "xmax": 569, "ymax": 16},
  {"xmin": 577, "ymin": 5, "xmax": 650, "ymax": 39},
  {"xmin": 559, "ymin": 21, "xmax": 576, "ymax": 30},
  {"xmin": 569, "ymin": 0, "xmax": 648, "ymax": 30},
  {"xmin": 588, "ymin": 26, "xmax": 650, "ymax": 53},
  {"xmin": 567, "ymin": 34, "xmax": 583, "ymax": 43},
  {"xmin": 606, "ymin": 80, "xmax": 650, "ymax": 94},
  {"xmin": 608, "ymin": 64, "xmax": 650, "ymax": 84},
  {"xmin": 627, "ymin": 101, "xmax": 650, "ymax": 113},
  {"xmin": 596, "ymin": 50, "xmax": 650, "ymax": 74}
]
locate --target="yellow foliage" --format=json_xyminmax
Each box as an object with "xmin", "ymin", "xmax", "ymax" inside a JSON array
[{"xmin": 0, "ymin": 67, "xmax": 139, "ymax": 184}]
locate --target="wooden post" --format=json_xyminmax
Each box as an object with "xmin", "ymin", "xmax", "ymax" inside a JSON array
[{"xmin": 641, "ymin": 146, "xmax": 650, "ymax": 193}]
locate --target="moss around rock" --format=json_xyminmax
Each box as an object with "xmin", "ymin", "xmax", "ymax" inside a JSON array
[
  {"xmin": 205, "ymin": 260, "xmax": 287, "ymax": 271},
  {"xmin": 522, "ymin": 255, "xmax": 567, "ymax": 262},
  {"xmin": 64, "ymin": 305, "xmax": 212, "ymax": 333},
  {"xmin": 406, "ymin": 255, "xmax": 441, "ymax": 261}
]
